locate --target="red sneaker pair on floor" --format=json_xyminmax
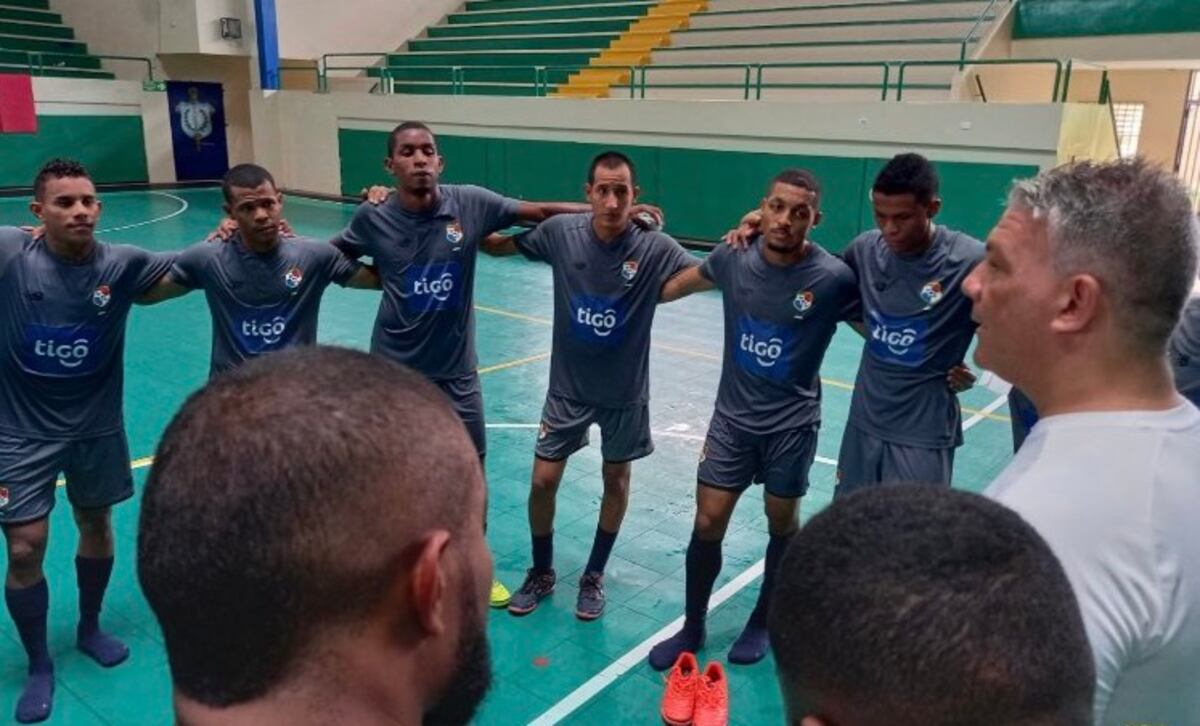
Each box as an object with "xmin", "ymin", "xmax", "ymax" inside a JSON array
[{"xmin": 660, "ymin": 652, "xmax": 728, "ymax": 726}]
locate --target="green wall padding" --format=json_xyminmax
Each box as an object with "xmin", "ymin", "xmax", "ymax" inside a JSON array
[
  {"xmin": 0, "ymin": 115, "xmax": 149, "ymax": 188},
  {"xmin": 1013, "ymin": 0, "xmax": 1200, "ymax": 38},
  {"xmin": 339, "ymin": 128, "xmax": 1034, "ymax": 247}
]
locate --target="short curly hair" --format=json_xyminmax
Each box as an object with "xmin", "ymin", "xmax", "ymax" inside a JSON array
[{"xmin": 33, "ymin": 158, "xmax": 91, "ymax": 200}]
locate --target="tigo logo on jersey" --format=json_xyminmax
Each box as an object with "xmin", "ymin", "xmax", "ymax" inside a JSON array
[
  {"xmin": 793, "ymin": 290, "xmax": 814, "ymax": 317},
  {"xmin": 621, "ymin": 260, "xmax": 639, "ymax": 283},
  {"xmin": 284, "ymin": 267, "xmax": 303, "ymax": 290},
  {"xmin": 920, "ymin": 280, "xmax": 944, "ymax": 307},
  {"xmin": 569, "ymin": 294, "xmax": 627, "ymax": 345},
  {"xmin": 22, "ymin": 324, "xmax": 100, "ymax": 376},
  {"xmin": 92, "ymin": 285, "xmax": 111, "ymax": 308},
  {"xmin": 734, "ymin": 315, "xmax": 792, "ymax": 381},
  {"xmin": 446, "ymin": 220, "xmax": 464, "ymax": 249},
  {"xmin": 405, "ymin": 262, "xmax": 464, "ymax": 312},
  {"xmin": 867, "ymin": 310, "xmax": 928, "ymax": 367},
  {"xmin": 240, "ymin": 316, "xmax": 288, "ymax": 348}
]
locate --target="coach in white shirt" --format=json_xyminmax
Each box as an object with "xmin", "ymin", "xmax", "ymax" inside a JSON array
[{"xmin": 965, "ymin": 158, "xmax": 1200, "ymax": 726}]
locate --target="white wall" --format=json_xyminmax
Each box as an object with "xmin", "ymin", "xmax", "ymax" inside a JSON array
[
  {"xmin": 275, "ymin": 0, "xmax": 464, "ymax": 60},
  {"xmin": 251, "ymin": 92, "xmax": 1071, "ymax": 196}
]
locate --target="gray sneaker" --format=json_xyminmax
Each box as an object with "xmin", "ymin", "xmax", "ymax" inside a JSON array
[
  {"xmin": 575, "ymin": 571, "xmax": 606, "ymax": 621},
  {"xmin": 508, "ymin": 568, "xmax": 556, "ymax": 616}
]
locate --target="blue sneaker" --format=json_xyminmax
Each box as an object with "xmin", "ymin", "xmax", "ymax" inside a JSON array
[
  {"xmin": 508, "ymin": 568, "xmax": 555, "ymax": 616},
  {"xmin": 575, "ymin": 571, "xmax": 606, "ymax": 621}
]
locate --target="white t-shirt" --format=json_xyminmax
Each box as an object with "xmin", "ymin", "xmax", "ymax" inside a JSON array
[{"xmin": 986, "ymin": 403, "xmax": 1200, "ymax": 726}]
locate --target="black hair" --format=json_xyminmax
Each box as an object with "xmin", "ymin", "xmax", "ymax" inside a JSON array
[
  {"xmin": 588, "ymin": 150, "xmax": 637, "ymax": 186},
  {"xmin": 873, "ymin": 152, "xmax": 940, "ymax": 203},
  {"xmin": 770, "ymin": 168, "xmax": 821, "ymax": 203},
  {"xmin": 221, "ymin": 163, "xmax": 277, "ymax": 204},
  {"xmin": 768, "ymin": 485, "xmax": 1095, "ymax": 726},
  {"xmin": 33, "ymin": 158, "xmax": 91, "ymax": 200},
  {"xmin": 388, "ymin": 120, "xmax": 437, "ymax": 157},
  {"xmin": 138, "ymin": 346, "xmax": 482, "ymax": 707}
]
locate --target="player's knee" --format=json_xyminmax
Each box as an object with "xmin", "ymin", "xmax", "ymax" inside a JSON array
[
  {"xmin": 73, "ymin": 508, "xmax": 112, "ymax": 543},
  {"xmin": 601, "ymin": 472, "xmax": 630, "ymax": 497},
  {"xmin": 693, "ymin": 511, "xmax": 728, "ymax": 540},
  {"xmin": 530, "ymin": 471, "xmax": 561, "ymax": 498},
  {"xmin": 6, "ymin": 534, "xmax": 47, "ymax": 575}
]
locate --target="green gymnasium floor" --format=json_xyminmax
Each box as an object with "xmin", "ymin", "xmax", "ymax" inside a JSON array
[{"xmin": 0, "ymin": 188, "xmax": 1018, "ymax": 725}]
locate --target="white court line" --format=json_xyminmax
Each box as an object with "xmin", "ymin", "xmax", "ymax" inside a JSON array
[
  {"xmin": 527, "ymin": 391, "xmax": 1009, "ymax": 725},
  {"xmin": 97, "ymin": 192, "xmax": 190, "ymax": 234}
]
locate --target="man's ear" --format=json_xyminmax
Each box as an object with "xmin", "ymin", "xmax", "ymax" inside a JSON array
[{"xmin": 408, "ymin": 530, "xmax": 452, "ymax": 636}]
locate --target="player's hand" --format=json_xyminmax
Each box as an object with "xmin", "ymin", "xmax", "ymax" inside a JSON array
[
  {"xmin": 631, "ymin": 204, "xmax": 664, "ymax": 230},
  {"xmin": 20, "ymin": 225, "xmax": 45, "ymax": 239},
  {"xmin": 722, "ymin": 210, "xmax": 762, "ymax": 249},
  {"xmin": 947, "ymin": 364, "xmax": 977, "ymax": 393},
  {"xmin": 362, "ymin": 185, "xmax": 391, "ymax": 205}
]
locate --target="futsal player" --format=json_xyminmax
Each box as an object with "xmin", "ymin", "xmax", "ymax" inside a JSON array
[
  {"xmin": 488, "ymin": 151, "xmax": 697, "ymax": 620},
  {"xmin": 332, "ymin": 122, "xmax": 663, "ymax": 609},
  {"xmin": 975, "ymin": 158, "xmax": 1200, "ymax": 725},
  {"xmin": 0, "ymin": 159, "xmax": 175, "ymax": 723},
  {"xmin": 139, "ymin": 164, "xmax": 381, "ymax": 377},
  {"xmin": 726, "ymin": 154, "xmax": 981, "ymax": 492},
  {"xmin": 649, "ymin": 169, "xmax": 858, "ymax": 669}
]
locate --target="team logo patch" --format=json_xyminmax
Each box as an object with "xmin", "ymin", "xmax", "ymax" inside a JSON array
[
  {"xmin": 91, "ymin": 285, "xmax": 111, "ymax": 308},
  {"xmin": 920, "ymin": 280, "xmax": 944, "ymax": 307},
  {"xmin": 792, "ymin": 290, "xmax": 814, "ymax": 316},
  {"xmin": 0, "ymin": 486, "xmax": 8, "ymax": 508},
  {"xmin": 621, "ymin": 260, "xmax": 639, "ymax": 283},
  {"xmin": 284, "ymin": 267, "xmax": 303, "ymax": 290},
  {"xmin": 446, "ymin": 220, "xmax": 464, "ymax": 247}
]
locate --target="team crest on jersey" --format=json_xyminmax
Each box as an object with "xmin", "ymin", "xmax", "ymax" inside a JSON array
[
  {"xmin": 0, "ymin": 486, "xmax": 8, "ymax": 508},
  {"xmin": 621, "ymin": 260, "xmax": 639, "ymax": 283},
  {"xmin": 792, "ymin": 290, "xmax": 814, "ymax": 317},
  {"xmin": 446, "ymin": 220, "xmax": 464, "ymax": 248},
  {"xmin": 91, "ymin": 285, "xmax": 111, "ymax": 308},
  {"xmin": 284, "ymin": 267, "xmax": 303, "ymax": 290},
  {"xmin": 920, "ymin": 280, "xmax": 944, "ymax": 307}
]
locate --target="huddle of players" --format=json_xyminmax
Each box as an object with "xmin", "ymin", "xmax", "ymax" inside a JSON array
[{"xmin": 7, "ymin": 122, "xmax": 1197, "ymax": 724}]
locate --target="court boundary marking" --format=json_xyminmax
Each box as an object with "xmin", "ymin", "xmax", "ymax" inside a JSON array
[
  {"xmin": 528, "ymin": 391, "xmax": 1008, "ymax": 725},
  {"xmin": 96, "ymin": 192, "xmax": 190, "ymax": 235}
]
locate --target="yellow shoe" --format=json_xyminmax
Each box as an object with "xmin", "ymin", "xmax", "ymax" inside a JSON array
[{"xmin": 490, "ymin": 579, "xmax": 511, "ymax": 608}]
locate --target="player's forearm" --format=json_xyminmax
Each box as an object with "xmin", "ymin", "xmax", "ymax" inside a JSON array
[
  {"xmin": 480, "ymin": 234, "xmax": 519, "ymax": 257},
  {"xmin": 346, "ymin": 265, "xmax": 382, "ymax": 290},
  {"xmin": 136, "ymin": 276, "xmax": 190, "ymax": 305},
  {"xmin": 518, "ymin": 202, "xmax": 590, "ymax": 223}
]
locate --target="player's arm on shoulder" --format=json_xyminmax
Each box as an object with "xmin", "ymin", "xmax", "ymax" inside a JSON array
[
  {"xmin": 329, "ymin": 204, "xmax": 375, "ymax": 259},
  {"xmin": 515, "ymin": 200, "xmax": 590, "ymax": 224},
  {"xmin": 480, "ymin": 232, "xmax": 520, "ymax": 257},
  {"xmin": 0, "ymin": 226, "xmax": 28, "ymax": 279},
  {"xmin": 135, "ymin": 249, "xmax": 190, "ymax": 305},
  {"xmin": 136, "ymin": 273, "xmax": 191, "ymax": 305},
  {"xmin": 660, "ymin": 264, "xmax": 714, "ymax": 303}
]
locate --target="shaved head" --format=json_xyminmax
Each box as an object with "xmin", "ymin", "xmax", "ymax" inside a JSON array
[{"xmin": 138, "ymin": 345, "xmax": 485, "ymax": 707}]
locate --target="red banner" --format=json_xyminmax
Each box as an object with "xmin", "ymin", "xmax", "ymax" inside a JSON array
[{"xmin": 0, "ymin": 73, "xmax": 37, "ymax": 134}]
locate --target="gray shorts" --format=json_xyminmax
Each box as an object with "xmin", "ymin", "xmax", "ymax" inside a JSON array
[
  {"xmin": 535, "ymin": 394, "xmax": 653, "ymax": 463},
  {"xmin": 434, "ymin": 373, "xmax": 486, "ymax": 458},
  {"xmin": 0, "ymin": 431, "xmax": 134, "ymax": 526},
  {"xmin": 834, "ymin": 423, "xmax": 954, "ymax": 499},
  {"xmin": 697, "ymin": 412, "xmax": 817, "ymax": 499}
]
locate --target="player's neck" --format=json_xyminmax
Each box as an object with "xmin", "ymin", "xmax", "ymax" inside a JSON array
[
  {"xmin": 1027, "ymin": 350, "xmax": 1180, "ymax": 418},
  {"xmin": 397, "ymin": 185, "xmax": 438, "ymax": 213},
  {"xmin": 761, "ymin": 240, "xmax": 810, "ymax": 268},
  {"xmin": 241, "ymin": 231, "xmax": 281, "ymax": 254},
  {"xmin": 890, "ymin": 223, "xmax": 935, "ymax": 257},
  {"xmin": 591, "ymin": 219, "xmax": 628, "ymax": 244},
  {"xmin": 45, "ymin": 234, "xmax": 95, "ymax": 263}
]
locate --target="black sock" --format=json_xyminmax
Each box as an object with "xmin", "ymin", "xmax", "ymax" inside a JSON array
[
  {"xmin": 5, "ymin": 580, "xmax": 52, "ymax": 675},
  {"xmin": 584, "ymin": 526, "xmax": 618, "ymax": 575},
  {"xmin": 748, "ymin": 531, "xmax": 793, "ymax": 627},
  {"xmin": 532, "ymin": 532, "xmax": 553, "ymax": 572},
  {"xmin": 685, "ymin": 532, "xmax": 723, "ymax": 628},
  {"xmin": 76, "ymin": 555, "xmax": 114, "ymax": 637}
]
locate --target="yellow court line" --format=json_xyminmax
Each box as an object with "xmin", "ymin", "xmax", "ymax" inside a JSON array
[
  {"xmin": 475, "ymin": 303, "xmax": 1011, "ymax": 424},
  {"xmin": 478, "ymin": 352, "xmax": 551, "ymax": 375}
]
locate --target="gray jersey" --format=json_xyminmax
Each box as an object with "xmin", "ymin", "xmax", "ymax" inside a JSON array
[
  {"xmin": 516, "ymin": 214, "xmax": 696, "ymax": 407},
  {"xmin": 171, "ymin": 234, "xmax": 361, "ymax": 376},
  {"xmin": 337, "ymin": 185, "xmax": 520, "ymax": 380},
  {"xmin": 842, "ymin": 226, "xmax": 983, "ymax": 448},
  {"xmin": 0, "ymin": 227, "xmax": 174, "ymax": 440},
  {"xmin": 701, "ymin": 240, "xmax": 858, "ymax": 434},
  {"xmin": 1170, "ymin": 296, "xmax": 1200, "ymax": 404}
]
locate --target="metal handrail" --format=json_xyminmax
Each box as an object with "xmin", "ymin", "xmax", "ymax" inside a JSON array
[
  {"xmin": 896, "ymin": 58, "xmax": 1062, "ymax": 102},
  {"xmin": 543, "ymin": 64, "xmax": 637, "ymax": 98},
  {"xmin": 755, "ymin": 61, "xmax": 890, "ymax": 101},
  {"xmin": 1059, "ymin": 59, "xmax": 1111, "ymax": 104},
  {"xmin": 959, "ymin": 0, "xmax": 1008, "ymax": 68},
  {"xmin": 632, "ymin": 62, "xmax": 757, "ymax": 99},
  {"xmin": 319, "ymin": 52, "xmax": 392, "ymax": 92},
  {"xmin": 20, "ymin": 51, "xmax": 155, "ymax": 83}
]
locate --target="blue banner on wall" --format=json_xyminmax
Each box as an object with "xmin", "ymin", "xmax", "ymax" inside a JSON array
[{"xmin": 167, "ymin": 81, "xmax": 229, "ymax": 181}]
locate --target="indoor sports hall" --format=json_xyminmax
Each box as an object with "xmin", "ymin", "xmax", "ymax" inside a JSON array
[{"xmin": 1, "ymin": 1, "xmax": 1198, "ymax": 724}]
